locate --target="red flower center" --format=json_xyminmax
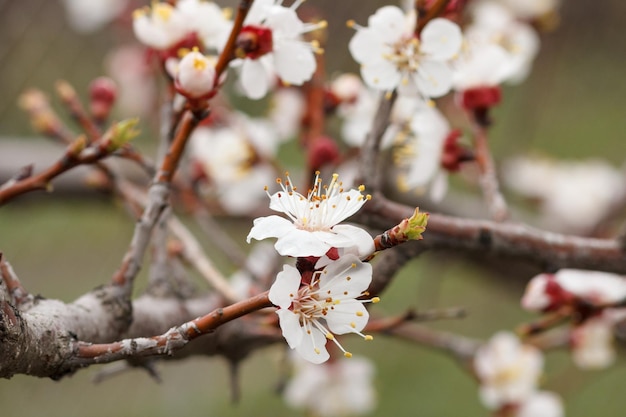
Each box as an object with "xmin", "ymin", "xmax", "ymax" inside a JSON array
[{"xmin": 236, "ymin": 25, "xmax": 274, "ymax": 59}]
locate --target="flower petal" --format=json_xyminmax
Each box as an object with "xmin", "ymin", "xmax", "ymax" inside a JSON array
[
  {"xmin": 420, "ymin": 18, "xmax": 463, "ymax": 61},
  {"xmin": 246, "ymin": 215, "xmax": 293, "ymax": 243},
  {"xmin": 275, "ymin": 228, "xmax": 330, "ymax": 257},
  {"xmin": 413, "ymin": 60, "xmax": 453, "ymax": 98},
  {"xmin": 326, "ymin": 301, "xmax": 369, "ymax": 335},
  {"xmin": 361, "ymin": 60, "xmax": 402, "ymax": 91},
  {"xmin": 277, "ymin": 309, "xmax": 304, "ymax": 349},
  {"xmin": 295, "ymin": 326, "xmax": 330, "ymax": 364},
  {"xmin": 330, "ymin": 224, "xmax": 375, "ymax": 257},
  {"xmin": 348, "ymin": 28, "xmax": 386, "ymax": 64},
  {"xmin": 319, "ymin": 255, "xmax": 372, "ymax": 297},
  {"xmin": 269, "ymin": 264, "xmax": 302, "ymax": 309},
  {"xmin": 240, "ymin": 58, "xmax": 270, "ymax": 99},
  {"xmin": 274, "ymin": 40, "xmax": 316, "ymax": 85}
]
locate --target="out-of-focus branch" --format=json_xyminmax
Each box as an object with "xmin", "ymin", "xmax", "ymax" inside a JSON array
[
  {"xmin": 214, "ymin": 0, "xmax": 255, "ymax": 77},
  {"xmin": 359, "ymin": 90, "xmax": 397, "ymax": 192}
]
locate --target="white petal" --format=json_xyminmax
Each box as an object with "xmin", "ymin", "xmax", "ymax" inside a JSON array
[
  {"xmin": 319, "ymin": 255, "xmax": 372, "ymax": 297},
  {"xmin": 330, "ymin": 224, "xmax": 375, "ymax": 257},
  {"xmin": 240, "ymin": 58, "xmax": 270, "ymax": 99},
  {"xmin": 269, "ymin": 264, "xmax": 302, "ymax": 309},
  {"xmin": 264, "ymin": 6, "xmax": 304, "ymax": 37},
  {"xmin": 275, "ymin": 228, "xmax": 331, "ymax": 257},
  {"xmin": 429, "ymin": 170, "xmax": 449, "ymax": 202},
  {"xmin": 246, "ymin": 215, "xmax": 294, "ymax": 243},
  {"xmin": 348, "ymin": 28, "xmax": 386, "ymax": 64},
  {"xmin": 326, "ymin": 302, "xmax": 369, "ymax": 335},
  {"xmin": 277, "ymin": 309, "xmax": 304, "ymax": 349},
  {"xmin": 295, "ymin": 327, "xmax": 330, "ymax": 364},
  {"xmin": 274, "ymin": 41, "xmax": 316, "ymax": 85},
  {"xmin": 361, "ymin": 60, "xmax": 402, "ymax": 91},
  {"xmin": 368, "ymin": 6, "xmax": 407, "ymax": 43},
  {"xmin": 516, "ymin": 392, "xmax": 564, "ymax": 417},
  {"xmin": 413, "ymin": 60, "xmax": 453, "ymax": 98},
  {"xmin": 420, "ymin": 18, "xmax": 463, "ymax": 61}
]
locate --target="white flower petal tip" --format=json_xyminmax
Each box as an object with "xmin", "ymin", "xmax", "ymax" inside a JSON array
[
  {"xmin": 247, "ymin": 172, "xmax": 374, "ymax": 258},
  {"xmin": 269, "ymin": 256, "xmax": 377, "ymax": 363}
]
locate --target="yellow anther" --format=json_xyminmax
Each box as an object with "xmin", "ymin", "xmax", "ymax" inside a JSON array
[
  {"xmin": 344, "ymin": 352, "xmax": 353, "ymax": 358},
  {"xmin": 193, "ymin": 57, "xmax": 207, "ymax": 70},
  {"xmin": 356, "ymin": 311, "xmax": 364, "ymax": 317},
  {"xmin": 326, "ymin": 333, "xmax": 334, "ymax": 340},
  {"xmin": 314, "ymin": 348, "xmax": 321, "ymax": 354},
  {"xmin": 358, "ymin": 184, "xmax": 365, "ymax": 191},
  {"xmin": 371, "ymin": 297, "xmax": 380, "ymax": 303},
  {"xmin": 346, "ymin": 19, "xmax": 356, "ymax": 28},
  {"xmin": 350, "ymin": 322, "xmax": 356, "ymax": 328},
  {"xmin": 364, "ymin": 335, "xmax": 374, "ymax": 341},
  {"xmin": 366, "ymin": 194, "xmax": 372, "ymax": 200}
]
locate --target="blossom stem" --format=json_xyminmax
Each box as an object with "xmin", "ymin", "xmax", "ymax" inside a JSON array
[
  {"xmin": 215, "ymin": 0, "xmax": 255, "ymax": 77},
  {"xmin": 471, "ymin": 115, "xmax": 509, "ymax": 222},
  {"xmin": 416, "ymin": 0, "xmax": 453, "ymax": 35}
]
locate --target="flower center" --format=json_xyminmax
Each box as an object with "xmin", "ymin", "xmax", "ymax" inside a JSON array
[
  {"xmin": 236, "ymin": 25, "xmax": 274, "ymax": 59},
  {"xmin": 384, "ymin": 36, "xmax": 422, "ymax": 73}
]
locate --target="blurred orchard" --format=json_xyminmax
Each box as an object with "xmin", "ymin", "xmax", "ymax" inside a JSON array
[{"xmin": 0, "ymin": 1, "xmax": 625, "ymax": 416}]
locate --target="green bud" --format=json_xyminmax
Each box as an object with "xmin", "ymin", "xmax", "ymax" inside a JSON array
[
  {"xmin": 401, "ymin": 207, "xmax": 429, "ymax": 241},
  {"xmin": 106, "ymin": 118, "xmax": 140, "ymax": 151}
]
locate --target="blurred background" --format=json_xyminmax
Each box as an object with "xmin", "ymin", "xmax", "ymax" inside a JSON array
[{"xmin": 1, "ymin": 0, "xmax": 626, "ymax": 416}]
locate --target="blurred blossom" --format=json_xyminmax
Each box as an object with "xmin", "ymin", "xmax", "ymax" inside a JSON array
[
  {"xmin": 269, "ymin": 88, "xmax": 306, "ymax": 141},
  {"xmin": 395, "ymin": 103, "xmax": 452, "ymax": 202},
  {"xmin": 133, "ymin": 2, "xmax": 188, "ymax": 50},
  {"xmin": 521, "ymin": 269, "xmax": 626, "ymax": 312},
  {"xmin": 61, "ymin": 0, "xmax": 127, "ymax": 33},
  {"xmin": 503, "ymin": 156, "xmax": 625, "ymax": 234},
  {"xmin": 498, "ymin": 0, "xmax": 561, "ymax": 20},
  {"xmin": 474, "ymin": 332, "xmax": 543, "ymax": 410},
  {"xmin": 515, "ymin": 391, "xmax": 564, "ymax": 417},
  {"xmin": 570, "ymin": 312, "xmax": 626, "ymax": 370},
  {"xmin": 349, "ymin": 6, "xmax": 462, "ymax": 99},
  {"xmin": 231, "ymin": 0, "xmax": 321, "ymax": 99},
  {"xmin": 453, "ymin": 1, "xmax": 540, "ymax": 89},
  {"xmin": 189, "ymin": 116, "xmax": 278, "ymax": 215},
  {"xmin": 105, "ymin": 45, "xmax": 157, "ymax": 118},
  {"xmin": 284, "ymin": 354, "xmax": 376, "ymax": 416}
]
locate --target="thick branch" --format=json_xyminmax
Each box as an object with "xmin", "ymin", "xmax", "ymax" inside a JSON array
[{"xmin": 363, "ymin": 196, "xmax": 626, "ymax": 274}]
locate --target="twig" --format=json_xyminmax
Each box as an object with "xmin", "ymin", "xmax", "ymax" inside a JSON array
[
  {"xmin": 389, "ymin": 323, "xmax": 480, "ymax": 360},
  {"xmin": 472, "ymin": 122, "xmax": 509, "ymax": 222},
  {"xmin": 168, "ymin": 216, "xmax": 239, "ymax": 303},
  {"xmin": 0, "ymin": 254, "xmax": 32, "ymax": 307},
  {"xmin": 214, "ymin": 0, "xmax": 255, "ymax": 77},
  {"xmin": 359, "ymin": 90, "xmax": 397, "ymax": 191}
]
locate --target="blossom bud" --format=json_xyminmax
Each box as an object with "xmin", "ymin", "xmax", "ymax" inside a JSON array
[
  {"xmin": 89, "ymin": 77, "xmax": 117, "ymax": 123},
  {"xmin": 307, "ymin": 136, "xmax": 340, "ymax": 172},
  {"xmin": 175, "ymin": 49, "xmax": 216, "ymax": 99},
  {"xmin": 105, "ymin": 118, "xmax": 140, "ymax": 152},
  {"xmin": 460, "ymin": 86, "xmax": 502, "ymax": 110}
]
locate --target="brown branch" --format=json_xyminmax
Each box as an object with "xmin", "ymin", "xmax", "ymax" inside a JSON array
[
  {"xmin": 0, "ymin": 255, "xmax": 32, "ymax": 307},
  {"xmin": 363, "ymin": 195, "xmax": 626, "ymax": 274},
  {"xmin": 0, "ymin": 137, "xmax": 111, "ymax": 205},
  {"xmin": 389, "ymin": 323, "xmax": 480, "ymax": 360},
  {"xmin": 55, "ymin": 80, "xmax": 102, "ymax": 144}
]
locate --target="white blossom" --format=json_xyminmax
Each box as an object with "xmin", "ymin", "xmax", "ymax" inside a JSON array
[
  {"xmin": 247, "ymin": 173, "xmax": 374, "ymax": 258},
  {"xmin": 521, "ymin": 269, "xmax": 626, "ymax": 312},
  {"xmin": 284, "ymin": 354, "xmax": 376, "ymax": 416},
  {"xmin": 177, "ymin": 0, "xmax": 232, "ymax": 52},
  {"xmin": 503, "ymin": 156, "xmax": 625, "ymax": 234},
  {"xmin": 61, "ymin": 0, "xmax": 126, "ymax": 33},
  {"xmin": 232, "ymin": 0, "xmax": 322, "ymax": 99},
  {"xmin": 132, "ymin": 2, "xmax": 188, "ymax": 50},
  {"xmin": 269, "ymin": 255, "xmax": 377, "ymax": 363},
  {"xmin": 348, "ymin": 6, "xmax": 462, "ymax": 99},
  {"xmin": 474, "ymin": 332, "xmax": 543, "ymax": 409},
  {"xmin": 515, "ymin": 391, "xmax": 564, "ymax": 417}
]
